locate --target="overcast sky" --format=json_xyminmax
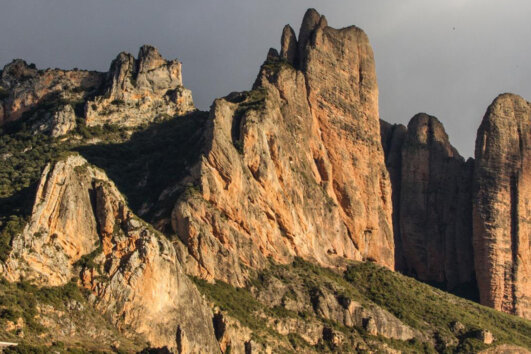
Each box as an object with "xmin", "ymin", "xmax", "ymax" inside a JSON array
[{"xmin": 1, "ymin": 1, "xmax": 530, "ymax": 157}]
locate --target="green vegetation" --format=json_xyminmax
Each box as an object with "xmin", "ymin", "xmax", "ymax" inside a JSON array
[
  {"xmin": 193, "ymin": 258, "xmax": 531, "ymax": 353},
  {"xmin": 0, "ymin": 126, "xmax": 66, "ymax": 261},
  {"xmin": 110, "ymin": 99, "xmax": 125, "ymax": 106},
  {"xmin": 0, "ymin": 216, "xmax": 26, "ymax": 262},
  {"xmin": 228, "ymin": 88, "xmax": 268, "ymax": 153},
  {"xmin": 0, "ymin": 278, "xmax": 85, "ymax": 334},
  {"xmin": 192, "ymin": 278, "xmax": 263, "ymax": 331},
  {"xmin": 0, "ymin": 277, "xmax": 143, "ymax": 352},
  {"xmin": 3, "ymin": 343, "xmax": 107, "ymax": 354},
  {"xmin": 77, "ymin": 110, "xmax": 208, "ymax": 225},
  {"xmin": 73, "ymin": 244, "xmax": 102, "ymax": 271},
  {"xmin": 344, "ymin": 261, "xmax": 531, "ymax": 351},
  {"xmin": 260, "ymin": 56, "xmax": 293, "ymax": 76},
  {"xmin": 0, "ymin": 86, "xmax": 208, "ymax": 266}
]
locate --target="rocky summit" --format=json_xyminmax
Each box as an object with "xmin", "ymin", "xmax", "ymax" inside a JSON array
[{"xmin": 0, "ymin": 8, "xmax": 530, "ymax": 354}]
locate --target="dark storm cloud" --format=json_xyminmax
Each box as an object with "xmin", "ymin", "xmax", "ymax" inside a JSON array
[{"xmin": 1, "ymin": 0, "xmax": 530, "ymax": 157}]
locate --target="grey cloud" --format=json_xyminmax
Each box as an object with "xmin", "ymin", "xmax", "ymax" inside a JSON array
[{"xmin": 1, "ymin": 0, "xmax": 530, "ymax": 157}]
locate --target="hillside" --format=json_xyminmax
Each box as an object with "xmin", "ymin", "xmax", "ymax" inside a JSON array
[{"xmin": 0, "ymin": 8, "xmax": 530, "ymax": 354}]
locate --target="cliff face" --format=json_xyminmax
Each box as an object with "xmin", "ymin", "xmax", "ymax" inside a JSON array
[
  {"xmin": 400, "ymin": 114, "xmax": 474, "ymax": 289},
  {"xmin": 0, "ymin": 59, "xmax": 103, "ymax": 128},
  {"xmin": 2, "ymin": 156, "xmax": 219, "ymax": 352},
  {"xmin": 171, "ymin": 9, "xmax": 394, "ymax": 286},
  {"xmin": 381, "ymin": 116, "xmax": 475, "ymax": 292},
  {"xmin": 380, "ymin": 121, "xmax": 407, "ymax": 270},
  {"xmin": 2, "ymin": 9, "xmax": 531, "ymax": 352},
  {"xmin": 473, "ymin": 93, "xmax": 531, "ymax": 319}
]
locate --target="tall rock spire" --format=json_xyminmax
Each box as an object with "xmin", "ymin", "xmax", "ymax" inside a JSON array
[{"xmin": 473, "ymin": 93, "xmax": 531, "ymax": 319}]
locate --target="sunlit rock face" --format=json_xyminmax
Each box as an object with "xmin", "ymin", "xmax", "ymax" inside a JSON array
[
  {"xmin": 473, "ymin": 93, "xmax": 531, "ymax": 320},
  {"xmin": 0, "ymin": 45, "xmax": 194, "ymax": 133},
  {"xmin": 3, "ymin": 155, "xmax": 220, "ymax": 352},
  {"xmin": 0, "ymin": 59, "xmax": 103, "ymax": 129},
  {"xmin": 85, "ymin": 45, "xmax": 194, "ymax": 127},
  {"xmin": 171, "ymin": 9, "xmax": 395, "ymax": 286}
]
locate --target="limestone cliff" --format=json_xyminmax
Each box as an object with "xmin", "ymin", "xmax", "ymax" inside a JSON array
[
  {"xmin": 473, "ymin": 93, "xmax": 531, "ymax": 320},
  {"xmin": 171, "ymin": 9, "xmax": 394, "ymax": 286},
  {"xmin": 2, "ymin": 155, "xmax": 220, "ymax": 352},
  {"xmin": 382, "ymin": 115, "xmax": 475, "ymax": 291}
]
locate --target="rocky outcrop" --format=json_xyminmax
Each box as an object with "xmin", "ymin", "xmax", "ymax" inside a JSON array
[
  {"xmin": 399, "ymin": 114, "xmax": 474, "ymax": 289},
  {"xmin": 473, "ymin": 93, "xmax": 531, "ymax": 320},
  {"xmin": 0, "ymin": 45, "xmax": 194, "ymax": 132},
  {"xmin": 4, "ymin": 155, "xmax": 103, "ymax": 285},
  {"xmin": 85, "ymin": 45, "xmax": 194, "ymax": 127},
  {"xmin": 171, "ymin": 9, "xmax": 394, "ymax": 286},
  {"xmin": 381, "ymin": 115, "xmax": 476, "ymax": 293},
  {"xmin": 253, "ymin": 265, "xmax": 420, "ymax": 342},
  {"xmin": 3, "ymin": 155, "xmax": 220, "ymax": 352},
  {"xmin": 31, "ymin": 103, "xmax": 77, "ymax": 137},
  {"xmin": 0, "ymin": 59, "xmax": 103, "ymax": 126}
]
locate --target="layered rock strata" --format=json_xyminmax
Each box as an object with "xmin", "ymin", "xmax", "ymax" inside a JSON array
[
  {"xmin": 171, "ymin": 9, "xmax": 394, "ymax": 286},
  {"xmin": 2, "ymin": 155, "xmax": 219, "ymax": 352},
  {"xmin": 473, "ymin": 93, "xmax": 531, "ymax": 319}
]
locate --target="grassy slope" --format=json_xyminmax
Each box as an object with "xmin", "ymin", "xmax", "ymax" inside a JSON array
[
  {"xmin": 0, "ymin": 278, "xmax": 142, "ymax": 353},
  {"xmin": 194, "ymin": 259, "xmax": 531, "ymax": 353}
]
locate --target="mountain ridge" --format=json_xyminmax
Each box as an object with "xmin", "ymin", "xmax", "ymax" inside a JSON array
[{"xmin": 0, "ymin": 8, "xmax": 530, "ymax": 354}]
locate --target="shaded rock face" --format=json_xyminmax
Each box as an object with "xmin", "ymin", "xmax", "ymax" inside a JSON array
[
  {"xmin": 473, "ymin": 93, "xmax": 531, "ymax": 320},
  {"xmin": 399, "ymin": 114, "xmax": 475, "ymax": 289},
  {"xmin": 3, "ymin": 155, "xmax": 219, "ymax": 353},
  {"xmin": 381, "ymin": 116, "xmax": 476, "ymax": 293},
  {"xmin": 380, "ymin": 121, "xmax": 407, "ymax": 270},
  {"xmin": 171, "ymin": 9, "xmax": 394, "ymax": 286},
  {"xmin": 85, "ymin": 45, "xmax": 194, "ymax": 127},
  {"xmin": 0, "ymin": 59, "xmax": 104, "ymax": 126}
]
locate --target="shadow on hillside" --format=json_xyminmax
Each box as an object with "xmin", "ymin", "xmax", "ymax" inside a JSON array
[{"xmin": 76, "ymin": 111, "xmax": 209, "ymax": 228}]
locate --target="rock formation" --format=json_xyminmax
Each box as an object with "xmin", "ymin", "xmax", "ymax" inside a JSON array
[
  {"xmin": 473, "ymin": 93, "xmax": 531, "ymax": 320},
  {"xmin": 2, "ymin": 9, "xmax": 531, "ymax": 352},
  {"xmin": 382, "ymin": 114, "xmax": 475, "ymax": 290},
  {"xmin": 85, "ymin": 45, "xmax": 194, "ymax": 127},
  {"xmin": 0, "ymin": 59, "xmax": 103, "ymax": 127},
  {"xmin": 2, "ymin": 155, "xmax": 220, "ymax": 352},
  {"xmin": 380, "ymin": 121, "xmax": 407, "ymax": 270},
  {"xmin": 171, "ymin": 8, "xmax": 394, "ymax": 286},
  {"xmin": 0, "ymin": 45, "xmax": 194, "ymax": 133}
]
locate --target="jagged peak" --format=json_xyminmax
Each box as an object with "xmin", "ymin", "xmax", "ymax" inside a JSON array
[
  {"xmin": 1, "ymin": 59, "xmax": 38, "ymax": 85},
  {"xmin": 280, "ymin": 24, "xmax": 298, "ymax": 65},
  {"xmin": 406, "ymin": 113, "xmax": 462, "ymax": 158},
  {"xmin": 137, "ymin": 44, "xmax": 168, "ymax": 72},
  {"xmin": 297, "ymin": 8, "xmax": 327, "ymax": 66}
]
